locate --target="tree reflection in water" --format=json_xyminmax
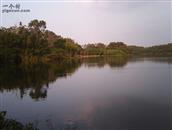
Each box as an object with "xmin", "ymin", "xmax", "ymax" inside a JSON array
[
  {"xmin": 0, "ymin": 59, "xmax": 82, "ymax": 100},
  {"xmin": 0, "ymin": 56, "xmax": 129, "ymax": 100}
]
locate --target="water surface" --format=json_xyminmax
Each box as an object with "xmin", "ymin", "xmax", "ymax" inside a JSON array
[{"xmin": 0, "ymin": 57, "xmax": 171, "ymax": 130}]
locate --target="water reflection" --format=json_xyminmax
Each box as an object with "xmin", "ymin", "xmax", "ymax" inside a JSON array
[
  {"xmin": 82, "ymin": 96, "xmax": 171, "ymax": 130},
  {"xmin": 0, "ymin": 57, "xmax": 171, "ymax": 130},
  {"xmin": 0, "ymin": 60, "xmax": 82, "ymax": 100},
  {"xmin": 129, "ymin": 57, "xmax": 172, "ymax": 64},
  {"xmin": 82, "ymin": 56, "xmax": 128, "ymax": 68},
  {"xmin": 0, "ymin": 56, "xmax": 128, "ymax": 100},
  {"xmin": 0, "ymin": 57, "xmax": 171, "ymax": 100}
]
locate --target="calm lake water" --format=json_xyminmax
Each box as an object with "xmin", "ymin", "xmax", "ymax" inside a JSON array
[{"xmin": 0, "ymin": 57, "xmax": 171, "ymax": 130}]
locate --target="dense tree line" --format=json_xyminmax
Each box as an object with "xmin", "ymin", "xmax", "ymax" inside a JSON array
[
  {"xmin": 128, "ymin": 43, "xmax": 172, "ymax": 57},
  {"xmin": 82, "ymin": 42, "xmax": 130, "ymax": 57},
  {"xmin": 143, "ymin": 43, "xmax": 172, "ymax": 57},
  {"xmin": 0, "ymin": 19, "xmax": 171, "ymax": 64},
  {"xmin": 83, "ymin": 42, "xmax": 172, "ymax": 57}
]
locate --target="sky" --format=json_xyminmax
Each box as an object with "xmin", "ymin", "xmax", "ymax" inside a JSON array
[{"xmin": 0, "ymin": 0, "xmax": 172, "ymax": 46}]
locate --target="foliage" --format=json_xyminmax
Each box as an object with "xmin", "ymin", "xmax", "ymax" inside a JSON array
[
  {"xmin": 83, "ymin": 42, "xmax": 130, "ymax": 57},
  {"xmin": 128, "ymin": 43, "xmax": 172, "ymax": 57},
  {"xmin": 0, "ymin": 20, "xmax": 82, "ymax": 64},
  {"xmin": 144, "ymin": 43, "xmax": 172, "ymax": 57}
]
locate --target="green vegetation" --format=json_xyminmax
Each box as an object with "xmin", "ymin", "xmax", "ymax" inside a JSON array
[
  {"xmin": 128, "ymin": 43, "xmax": 172, "ymax": 57},
  {"xmin": 83, "ymin": 42, "xmax": 129, "ymax": 57},
  {"xmin": 0, "ymin": 20, "xmax": 82, "ymax": 64},
  {"xmin": 0, "ymin": 19, "xmax": 171, "ymax": 64},
  {"xmin": 83, "ymin": 42, "xmax": 172, "ymax": 57},
  {"xmin": 143, "ymin": 43, "xmax": 172, "ymax": 57}
]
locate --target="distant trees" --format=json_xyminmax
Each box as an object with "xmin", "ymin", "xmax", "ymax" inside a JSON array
[
  {"xmin": 83, "ymin": 44, "xmax": 98, "ymax": 55},
  {"xmin": 83, "ymin": 43, "xmax": 106, "ymax": 56},
  {"xmin": 143, "ymin": 43, "xmax": 172, "ymax": 57},
  {"xmin": 106, "ymin": 42, "xmax": 129, "ymax": 56},
  {"xmin": 47, "ymin": 37, "xmax": 82, "ymax": 61},
  {"xmin": 96, "ymin": 43, "xmax": 106, "ymax": 48},
  {"xmin": 95, "ymin": 43, "xmax": 106, "ymax": 56},
  {"xmin": 128, "ymin": 46, "xmax": 145, "ymax": 56},
  {"xmin": 107, "ymin": 42, "xmax": 126, "ymax": 48},
  {"xmin": 83, "ymin": 42, "xmax": 129, "ymax": 57},
  {"xmin": 83, "ymin": 42, "xmax": 172, "ymax": 57},
  {"xmin": 128, "ymin": 43, "xmax": 172, "ymax": 57}
]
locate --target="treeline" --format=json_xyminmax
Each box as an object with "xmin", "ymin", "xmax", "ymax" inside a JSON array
[
  {"xmin": 82, "ymin": 42, "xmax": 130, "ymax": 57},
  {"xmin": 82, "ymin": 42, "xmax": 172, "ymax": 57},
  {"xmin": 128, "ymin": 44, "xmax": 172, "ymax": 57},
  {"xmin": 0, "ymin": 19, "xmax": 171, "ymax": 64},
  {"xmin": 143, "ymin": 44, "xmax": 172, "ymax": 57}
]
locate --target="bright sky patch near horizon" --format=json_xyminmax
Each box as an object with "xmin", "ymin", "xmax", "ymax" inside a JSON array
[{"xmin": 1, "ymin": 0, "xmax": 172, "ymax": 46}]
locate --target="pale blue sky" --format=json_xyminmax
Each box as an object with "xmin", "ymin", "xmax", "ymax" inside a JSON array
[{"xmin": 1, "ymin": 1, "xmax": 172, "ymax": 46}]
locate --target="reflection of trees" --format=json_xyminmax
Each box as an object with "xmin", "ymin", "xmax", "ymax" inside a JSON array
[
  {"xmin": 126, "ymin": 57, "xmax": 172, "ymax": 64},
  {"xmin": 82, "ymin": 56, "xmax": 128, "ymax": 68},
  {"xmin": 1, "ymin": 57, "xmax": 170, "ymax": 100},
  {"xmin": 145, "ymin": 57, "xmax": 172, "ymax": 64},
  {"xmin": 0, "ymin": 57, "xmax": 129, "ymax": 100},
  {"xmin": 82, "ymin": 57, "xmax": 172, "ymax": 68},
  {"xmin": 105, "ymin": 56, "xmax": 128, "ymax": 68},
  {"xmin": 0, "ymin": 59, "xmax": 81, "ymax": 100},
  {"xmin": 29, "ymin": 86, "xmax": 47, "ymax": 100},
  {"xmin": 0, "ymin": 56, "xmax": 128, "ymax": 100}
]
